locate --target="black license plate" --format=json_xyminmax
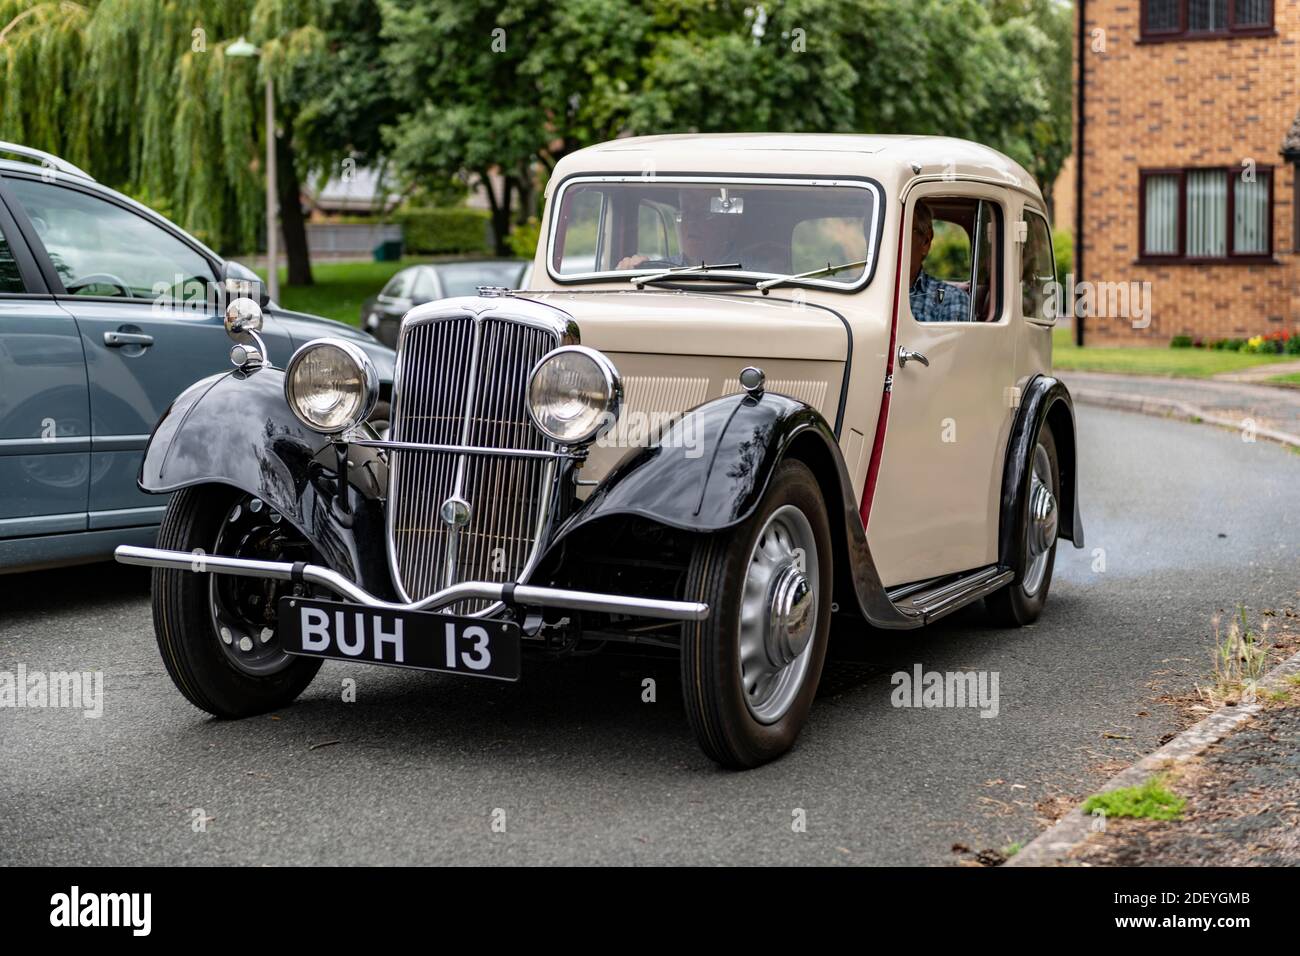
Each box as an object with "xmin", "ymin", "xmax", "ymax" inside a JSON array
[{"xmin": 277, "ymin": 597, "xmax": 521, "ymax": 681}]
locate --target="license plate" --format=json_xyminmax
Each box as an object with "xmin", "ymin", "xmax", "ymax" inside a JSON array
[{"xmin": 277, "ymin": 597, "xmax": 521, "ymax": 681}]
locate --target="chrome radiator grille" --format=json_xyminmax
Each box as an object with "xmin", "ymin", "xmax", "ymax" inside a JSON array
[{"xmin": 388, "ymin": 315, "xmax": 558, "ymax": 613}]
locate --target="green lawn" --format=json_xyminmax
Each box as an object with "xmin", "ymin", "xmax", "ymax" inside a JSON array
[
  {"xmin": 1051, "ymin": 327, "xmax": 1293, "ymax": 378},
  {"xmin": 1268, "ymin": 372, "xmax": 1300, "ymax": 387},
  {"xmin": 257, "ymin": 258, "xmax": 419, "ymax": 326}
]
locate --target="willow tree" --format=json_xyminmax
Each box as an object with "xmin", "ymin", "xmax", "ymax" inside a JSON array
[{"xmin": 0, "ymin": 0, "xmax": 340, "ymax": 284}]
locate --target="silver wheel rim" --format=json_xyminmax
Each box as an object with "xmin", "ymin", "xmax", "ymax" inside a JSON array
[
  {"xmin": 1022, "ymin": 441, "xmax": 1058, "ymax": 596},
  {"xmin": 739, "ymin": 504, "xmax": 820, "ymax": 724}
]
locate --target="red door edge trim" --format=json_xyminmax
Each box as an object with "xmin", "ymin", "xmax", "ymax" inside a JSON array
[{"xmin": 859, "ymin": 211, "xmax": 909, "ymax": 530}]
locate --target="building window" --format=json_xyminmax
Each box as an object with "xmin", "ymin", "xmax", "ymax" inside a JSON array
[
  {"xmin": 1141, "ymin": 0, "xmax": 1273, "ymax": 39},
  {"xmin": 1139, "ymin": 167, "xmax": 1273, "ymax": 262}
]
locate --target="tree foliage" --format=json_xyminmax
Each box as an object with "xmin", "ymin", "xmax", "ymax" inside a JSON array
[
  {"xmin": 382, "ymin": 0, "xmax": 1075, "ymax": 248},
  {"xmin": 0, "ymin": 0, "xmax": 377, "ymax": 268},
  {"xmin": 2, "ymin": 0, "xmax": 1075, "ymax": 260}
]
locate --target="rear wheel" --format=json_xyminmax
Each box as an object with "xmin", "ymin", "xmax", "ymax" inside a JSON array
[
  {"xmin": 681, "ymin": 460, "xmax": 833, "ymax": 769},
  {"xmin": 152, "ymin": 485, "xmax": 321, "ymax": 717},
  {"xmin": 987, "ymin": 425, "xmax": 1060, "ymax": 627}
]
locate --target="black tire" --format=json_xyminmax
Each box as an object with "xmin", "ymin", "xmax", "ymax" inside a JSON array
[
  {"xmin": 152, "ymin": 485, "xmax": 321, "ymax": 718},
  {"xmin": 681, "ymin": 460, "xmax": 834, "ymax": 769},
  {"xmin": 987, "ymin": 424, "xmax": 1060, "ymax": 627}
]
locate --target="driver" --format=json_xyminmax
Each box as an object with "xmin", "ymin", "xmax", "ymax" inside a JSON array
[
  {"xmin": 909, "ymin": 202, "xmax": 972, "ymax": 323},
  {"xmin": 617, "ymin": 189, "xmax": 739, "ymax": 270}
]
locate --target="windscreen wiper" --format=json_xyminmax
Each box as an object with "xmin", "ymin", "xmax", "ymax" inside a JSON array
[
  {"xmin": 631, "ymin": 262, "xmax": 743, "ymax": 288},
  {"xmin": 755, "ymin": 257, "xmax": 870, "ymax": 293}
]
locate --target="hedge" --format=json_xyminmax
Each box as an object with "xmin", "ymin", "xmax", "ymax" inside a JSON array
[{"xmin": 396, "ymin": 207, "xmax": 492, "ymax": 255}]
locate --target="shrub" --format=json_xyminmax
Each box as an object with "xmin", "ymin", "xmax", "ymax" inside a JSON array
[
  {"xmin": 396, "ymin": 207, "xmax": 491, "ymax": 255},
  {"xmin": 507, "ymin": 218, "xmax": 541, "ymax": 259},
  {"xmin": 1170, "ymin": 334, "xmax": 1193, "ymax": 349},
  {"xmin": 1224, "ymin": 338, "xmax": 1244, "ymax": 351},
  {"xmin": 1285, "ymin": 334, "xmax": 1300, "ymax": 355},
  {"xmin": 1052, "ymin": 228, "xmax": 1072, "ymax": 289}
]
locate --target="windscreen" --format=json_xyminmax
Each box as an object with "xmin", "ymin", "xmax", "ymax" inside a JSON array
[{"xmin": 549, "ymin": 179, "xmax": 879, "ymax": 287}]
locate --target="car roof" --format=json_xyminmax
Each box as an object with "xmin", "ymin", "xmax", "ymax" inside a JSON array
[{"xmin": 550, "ymin": 133, "xmax": 1044, "ymax": 205}]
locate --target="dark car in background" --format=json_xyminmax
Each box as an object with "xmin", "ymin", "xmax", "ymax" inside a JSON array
[
  {"xmin": 361, "ymin": 260, "xmax": 527, "ymax": 347},
  {"xmin": 0, "ymin": 142, "xmax": 395, "ymax": 574}
]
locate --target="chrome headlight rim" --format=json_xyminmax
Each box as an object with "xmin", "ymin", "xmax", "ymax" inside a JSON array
[
  {"xmin": 526, "ymin": 345, "xmax": 622, "ymax": 446},
  {"xmin": 283, "ymin": 337, "xmax": 380, "ymax": 436}
]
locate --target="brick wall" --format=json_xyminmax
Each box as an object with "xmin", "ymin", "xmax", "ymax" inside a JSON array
[{"xmin": 1078, "ymin": 0, "xmax": 1300, "ymax": 345}]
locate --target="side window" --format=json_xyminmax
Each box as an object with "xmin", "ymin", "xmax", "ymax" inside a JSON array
[
  {"xmin": 5, "ymin": 178, "xmax": 213, "ymax": 302},
  {"xmin": 909, "ymin": 197, "xmax": 1003, "ymax": 323},
  {"xmin": 0, "ymin": 220, "xmax": 23, "ymax": 293},
  {"xmin": 1020, "ymin": 212, "xmax": 1056, "ymax": 322},
  {"xmin": 554, "ymin": 188, "xmax": 605, "ymax": 274},
  {"xmin": 636, "ymin": 200, "xmax": 679, "ymax": 262},
  {"xmin": 380, "ymin": 269, "xmax": 413, "ymax": 299},
  {"xmin": 410, "ymin": 269, "xmax": 437, "ymax": 302},
  {"xmin": 791, "ymin": 217, "xmax": 868, "ymax": 274}
]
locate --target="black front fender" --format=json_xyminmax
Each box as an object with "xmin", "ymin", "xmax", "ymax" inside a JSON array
[
  {"xmin": 138, "ymin": 366, "xmax": 394, "ymax": 599},
  {"xmin": 546, "ymin": 392, "xmax": 914, "ymax": 628},
  {"xmin": 999, "ymin": 374, "xmax": 1085, "ymax": 564}
]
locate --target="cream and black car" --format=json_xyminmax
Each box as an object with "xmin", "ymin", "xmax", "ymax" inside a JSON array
[{"xmin": 119, "ymin": 134, "xmax": 1083, "ymax": 768}]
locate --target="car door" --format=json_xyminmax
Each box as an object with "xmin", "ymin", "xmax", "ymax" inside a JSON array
[
  {"xmin": 2, "ymin": 174, "xmax": 247, "ymax": 529},
  {"xmin": 0, "ymin": 181, "xmax": 91, "ymax": 542},
  {"xmin": 867, "ymin": 187, "xmax": 1018, "ymax": 587}
]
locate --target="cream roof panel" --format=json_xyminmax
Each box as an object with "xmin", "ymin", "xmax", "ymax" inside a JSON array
[{"xmin": 550, "ymin": 133, "xmax": 1043, "ymax": 203}]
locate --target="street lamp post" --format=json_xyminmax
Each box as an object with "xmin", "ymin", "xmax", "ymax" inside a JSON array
[{"xmin": 226, "ymin": 36, "xmax": 278, "ymax": 304}]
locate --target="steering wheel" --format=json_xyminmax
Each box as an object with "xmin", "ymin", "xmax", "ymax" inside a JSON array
[{"xmin": 66, "ymin": 273, "xmax": 135, "ymax": 298}]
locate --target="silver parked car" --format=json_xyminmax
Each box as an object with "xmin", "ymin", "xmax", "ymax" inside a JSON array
[{"xmin": 362, "ymin": 260, "xmax": 528, "ymax": 347}]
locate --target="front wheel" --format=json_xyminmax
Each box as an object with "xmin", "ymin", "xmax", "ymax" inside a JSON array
[
  {"xmin": 986, "ymin": 425, "xmax": 1061, "ymax": 627},
  {"xmin": 681, "ymin": 460, "xmax": 833, "ymax": 769},
  {"xmin": 152, "ymin": 485, "xmax": 322, "ymax": 718}
]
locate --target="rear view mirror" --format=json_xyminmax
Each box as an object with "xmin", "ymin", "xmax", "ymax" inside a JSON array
[
  {"xmin": 710, "ymin": 189, "xmax": 744, "ymax": 215},
  {"xmin": 221, "ymin": 260, "xmax": 271, "ymax": 309}
]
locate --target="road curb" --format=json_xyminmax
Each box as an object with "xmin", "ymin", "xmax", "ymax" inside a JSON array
[
  {"xmin": 1006, "ymin": 646, "xmax": 1300, "ymax": 867},
  {"xmin": 1070, "ymin": 387, "xmax": 1300, "ymax": 449}
]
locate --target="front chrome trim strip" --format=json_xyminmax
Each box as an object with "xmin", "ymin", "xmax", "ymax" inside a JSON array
[
  {"xmin": 115, "ymin": 545, "xmax": 709, "ymax": 621},
  {"xmin": 351, "ymin": 439, "xmax": 571, "ymax": 460}
]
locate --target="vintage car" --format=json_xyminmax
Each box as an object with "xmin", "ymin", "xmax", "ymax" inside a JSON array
[{"xmin": 117, "ymin": 134, "xmax": 1083, "ymax": 769}]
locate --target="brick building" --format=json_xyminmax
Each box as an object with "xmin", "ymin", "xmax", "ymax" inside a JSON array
[{"xmin": 1075, "ymin": 0, "xmax": 1300, "ymax": 345}]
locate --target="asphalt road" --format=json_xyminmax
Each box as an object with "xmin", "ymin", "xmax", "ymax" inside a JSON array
[{"xmin": 2, "ymin": 406, "xmax": 1297, "ymax": 866}]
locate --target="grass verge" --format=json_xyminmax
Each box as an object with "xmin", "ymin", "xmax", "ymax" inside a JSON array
[
  {"xmin": 256, "ymin": 258, "xmax": 420, "ymax": 326},
  {"xmin": 1052, "ymin": 328, "xmax": 1292, "ymax": 378}
]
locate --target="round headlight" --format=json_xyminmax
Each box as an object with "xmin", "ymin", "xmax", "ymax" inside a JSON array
[
  {"xmin": 527, "ymin": 346, "xmax": 621, "ymax": 445},
  {"xmin": 284, "ymin": 338, "xmax": 379, "ymax": 434}
]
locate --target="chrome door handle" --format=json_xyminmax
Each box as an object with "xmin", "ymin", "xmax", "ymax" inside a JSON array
[
  {"xmin": 897, "ymin": 345, "xmax": 929, "ymax": 368},
  {"xmin": 103, "ymin": 331, "xmax": 154, "ymax": 348}
]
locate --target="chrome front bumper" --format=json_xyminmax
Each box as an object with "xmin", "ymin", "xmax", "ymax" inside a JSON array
[{"xmin": 114, "ymin": 545, "xmax": 709, "ymax": 621}]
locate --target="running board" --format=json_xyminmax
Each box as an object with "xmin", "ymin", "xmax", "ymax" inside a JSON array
[{"xmin": 886, "ymin": 565, "xmax": 1014, "ymax": 625}]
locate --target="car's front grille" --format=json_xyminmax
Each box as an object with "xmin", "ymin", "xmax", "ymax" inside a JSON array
[{"xmin": 388, "ymin": 314, "xmax": 558, "ymax": 614}]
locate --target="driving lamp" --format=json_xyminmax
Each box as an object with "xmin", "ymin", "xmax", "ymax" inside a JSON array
[
  {"xmin": 284, "ymin": 338, "xmax": 379, "ymax": 435},
  {"xmin": 527, "ymin": 346, "xmax": 622, "ymax": 445}
]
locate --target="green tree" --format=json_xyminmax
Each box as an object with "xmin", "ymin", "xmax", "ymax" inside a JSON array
[
  {"xmin": 380, "ymin": 0, "xmax": 653, "ymax": 254},
  {"xmin": 0, "ymin": 0, "xmax": 390, "ymax": 284},
  {"xmin": 984, "ymin": 0, "xmax": 1074, "ymax": 212}
]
